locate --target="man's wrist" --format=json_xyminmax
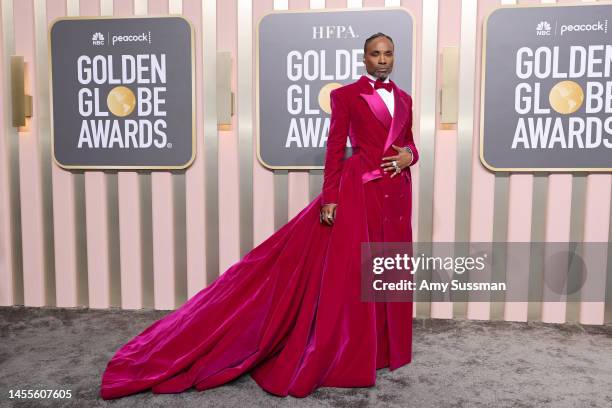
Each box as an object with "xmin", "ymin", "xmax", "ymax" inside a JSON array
[{"xmin": 402, "ymin": 146, "xmax": 414, "ymax": 166}]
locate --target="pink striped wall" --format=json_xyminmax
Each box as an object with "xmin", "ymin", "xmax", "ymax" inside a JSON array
[{"xmin": 0, "ymin": 0, "xmax": 610, "ymax": 326}]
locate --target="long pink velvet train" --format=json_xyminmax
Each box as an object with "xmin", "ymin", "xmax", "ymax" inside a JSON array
[
  {"xmin": 100, "ymin": 76, "xmax": 416, "ymax": 399},
  {"xmin": 100, "ymin": 183, "xmax": 411, "ymax": 399}
]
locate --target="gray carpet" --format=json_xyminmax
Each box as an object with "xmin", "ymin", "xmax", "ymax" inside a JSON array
[{"xmin": 0, "ymin": 306, "xmax": 611, "ymax": 408}]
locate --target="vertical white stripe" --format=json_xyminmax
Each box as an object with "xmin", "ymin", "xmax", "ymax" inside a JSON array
[
  {"xmin": 453, "ymin": 0, "xmax": 478, "ymax": 320},
  {"xmin": 100, "ymin": 0, "xmax": 112, "ymax": 16},
  {"xmin": 310, "ymin": 0, "xmax": 325, "ymax": 9},
  {"xmin": 85, "ymin": 0, "xmax": 114, "ymax": 309},
  {"xmin": 415, "ymin": 0, "xmax": 439, "ymax": 318},
  {"xmin": 169, "ymin": 0, "xmax": 182, "ymax": 13},
  {"xmin": 197, "ymin": 0, "xmax": 218, "ymax": 294},
  {"xmin": 273, "ymin": 0, "xmax": 289, "ymax": 229},
  {"xmin": 35, "ymin": 0, "xmax": 58, "ymax": 306},
  {"xmin": 134, "ymin": 0, "xmax": 153, "ymax": 310},
  {"xmin": 116, "ymin": 0, "xmax": 144, "ymax": 309},
  {"xmin": 102, "ymin": 0, "xmax": 120, "ymax": 308},
  {"xmin": 217, "ymin": 1, "xmax": 238, "ymax": 276},
  {"xmin": 416, "ymin": 0, "xmax": 439, "ymax": 246},
  {"xmin": 68, "ymin": 0, "xmax": 89, "ymax": 308},
  {"xmin": 169, "ymin": 0, "xmax": 188, "ymax": 309},
  {"xmin": 67, "ymin": 0, "xmax": 78, "ymax": 13},
  {"xmin": 238, "ymin": 0, "xmax": 254, "ymax": 254},
  {"xmin": 134, "ymin": 0, "xmax": 147, "ymax": 15},
  {"xmin": 273, "ymin": 0, "xmax": 288, "ymax": 10},
  {"xmin": 286, "ymin": 0, "xmax": 312, "ymax": 221},
  {"xmin": 307, "ymin": 0, "xmax": 324, "ymax": 205},
  {"xmin": 52, "ymin": 1, "xmax": 80, "ymax": 308}
]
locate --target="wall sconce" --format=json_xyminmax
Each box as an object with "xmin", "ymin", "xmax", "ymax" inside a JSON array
[
  {"xmin": 217, "ymin": 51, "xmax": 234, "ymax": 131},
  {"xmin": 440, "ymin": 46, "xmax": 458, "ymax": 125},
  {"xmin": 11, "ymin": 55, "xmax": 33, "ymax": 128}
]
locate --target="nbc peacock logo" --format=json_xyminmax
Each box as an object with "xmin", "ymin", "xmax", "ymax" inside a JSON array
[
  {"xmin": 536, "ymin": 21, "xmax": 551, "ymax": 36},
  {"xmin": 92, "ymin": 32, "xmax": 105, "ymax": 46}
]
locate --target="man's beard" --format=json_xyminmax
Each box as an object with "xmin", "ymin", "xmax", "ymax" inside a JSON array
[
  {"xmin": 371, "ymin": 69, "xmax": 391, "ymax": 80},
  {"xmin": 365, "ymin": 67, "xmax": 392, "ymax": 80}
]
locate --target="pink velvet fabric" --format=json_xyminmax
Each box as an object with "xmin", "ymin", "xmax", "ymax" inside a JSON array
[{"xmin": 100, "ymin": 75, "xmax": 419, "ymax": 399}]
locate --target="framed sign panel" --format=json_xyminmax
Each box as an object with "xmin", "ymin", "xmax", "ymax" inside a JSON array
[
  {"xmin": 49, "ymin": 16, "xmax": 195, "ymax": 170},
  {"xmin": 481, "ymin": 3, "xmax": 612, "ymax": 172},
  {"xmin": 257, "ymin": 8, "xmax": 415, "ymax": 169}
]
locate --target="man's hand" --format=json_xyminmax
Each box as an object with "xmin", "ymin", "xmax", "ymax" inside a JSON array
[
  {"xmin": 380, "ymin": 144, "xmax": 413, "ymax": 178},
  {"xmin": 320, "ymin": 203, "xmax": 338, "ymax": 226}
]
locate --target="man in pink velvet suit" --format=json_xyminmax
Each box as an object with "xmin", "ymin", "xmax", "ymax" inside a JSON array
[
  {"xmin": 100, "ymin": 32, "xmax": 419, "ymax": 400},
  {"xmin": 316, "ymin": 31, "xmax": 419, "ymax": 378}
]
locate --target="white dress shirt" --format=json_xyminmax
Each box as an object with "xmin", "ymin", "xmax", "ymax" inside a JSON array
[{"xmin": 365, "ymin": 72, "xmax": 394, "ymax": 117}]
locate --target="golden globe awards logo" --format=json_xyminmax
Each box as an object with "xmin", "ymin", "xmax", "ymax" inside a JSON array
[
  {"xmin": 76, "ymin": 54, "xmax": 170, "ymax": 150},
  {"xmin": 511, "ymin": 44, "xmax": 612, "ymax": 150},
  {"xmin": 481, "ymin": 4, "xmax": 612, "ymax": 170},
  {"xmin": 50, "ymin": 16, "xmax": 194, "ymax": 169}
]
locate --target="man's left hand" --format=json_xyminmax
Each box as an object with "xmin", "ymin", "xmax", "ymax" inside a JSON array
[{"xmin": 380, "ymin": 144, "xmax": 413, "ymax": 178}]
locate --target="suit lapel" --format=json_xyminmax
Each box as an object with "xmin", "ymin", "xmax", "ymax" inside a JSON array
[
  {"xmin": 358, "ymin": 76, "xmax": 408, "ymax": 153},
  {"xmin": 358, "ymin": 76, "xmax": 392, "ymax": 131},
  {"xmin": 383, "ymin": 81, "xmax": 408, "ymax": 153}
]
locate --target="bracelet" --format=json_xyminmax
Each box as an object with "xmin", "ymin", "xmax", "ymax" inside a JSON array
[{"xmin": 402, "ymin": 146, "xmax": 414, "ymax": 166}]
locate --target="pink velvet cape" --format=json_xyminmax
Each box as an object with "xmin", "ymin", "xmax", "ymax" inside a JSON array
[{"xmin": 100, "ymin": 75, "xmax": 419, "ymax": 399}]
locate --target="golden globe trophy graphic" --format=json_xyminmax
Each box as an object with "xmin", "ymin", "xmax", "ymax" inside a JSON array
[
  {"xmin": 548, "ymin": 80, "xmax": 584, "ymax": 116},
  {"xmin": 107, "ymin": 86, "xmax": 137, "ymax": 118},
  {"xmin": 317, "ymin": 82, "xmax": 343, "ymax": 114}
]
